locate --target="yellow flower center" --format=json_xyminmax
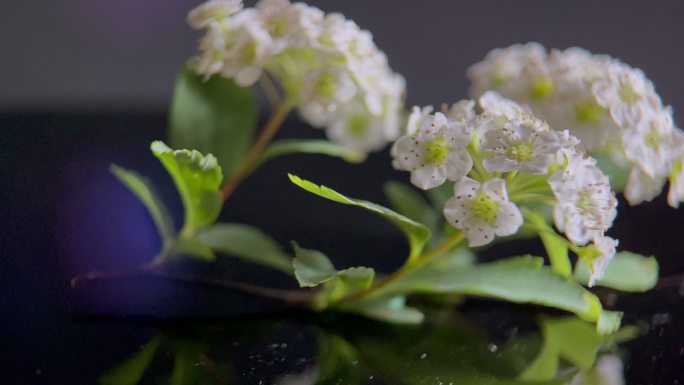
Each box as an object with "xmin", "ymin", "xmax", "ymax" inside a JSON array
[
  {"xmin": 529, "ymin": 75, "xmax": 555, "ymax": 99},
  {"xmin": 507, "ymin": 142, "xmax": 534, "ymax": 162},
  {"xmin": 314, "ymin": 73, "xmax": 336, "ymax": 98},
  {"xmin": 423, "ymin": 136, "xmax": 449, "ymax": 164},
  {"xmin": 347, "ymin": 114, "xmax": 369, "ymax": 137},
  {"xmin": 575, "ymin": 101, "xmax": 604, "ymax": 125},
  {"xmin": 471, "ymin": 191, "xmax": 499, "ymax": 224},
  {"xmin": 619, "ymin": 85, "xmax": 640, "ymax": 105}
]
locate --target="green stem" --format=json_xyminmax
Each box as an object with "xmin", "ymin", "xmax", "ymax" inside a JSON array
[
  {"xmin": 337, "ymin": 231, "xmax": 465, "ymax": 303},
  {"xmin": 221, "ymin": 100, "xmax": 294, "ymax": 201}
]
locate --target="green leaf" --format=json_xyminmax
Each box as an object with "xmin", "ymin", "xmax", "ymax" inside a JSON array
[
  {"xmin": 288, "ymin": 174, "xmax": 431, "ymax": 263},
  {"xmin": 169, "ymin": 340, "xmax": 206, "ymax": 385},
  {"xmin": 168, "ymin": 237, "xmax": 215, "ymax": 262},
  {"xmin": 110, "ymin": 165, "xmax": 175, "ymax": 245},
  {"xmin": 574, "ymin": 251, "xmax": 659, "ymax": 292},
  {"xmin": 521, "ymin": 317, "xmax": 610, "ymax": 381},
  {"xmin": 525, "ymin": 211, "xmax": 572, "ymax": 278},
  {"xmin": 384, "ymin": 181, "xmax": 439, "ymax": 232},
  {"xmin": 339, "ymin": 296, "xmax": 425, "ymax": 324},
  {"xmin": 377, "ymin": 256, "xmax": 611, "ymax": 327},
  {"xmin": 292, "ymin": 244, "xmax": 375, "ymax": 306},
  {"xmin": 258, "ymin": 139, "xmax": 366, "ymax": 170},
  {"xmin": 292, "ymin": 243, "xmax": 338, "ymax": 287},
  {"xmin": 99, "ymin": 335, "xmax": 162, "ymax": 385},
  {"xmin": 197, "ymin": 223, "xmax": 293, "ymax": 274},
  {"xmin": 151, "ymin": 141, "xmax": 223, "ymax": 234},
  {"xmin": 169, "ymin": 65, "xmax": 257, "ymax": 180},
  {"xmin": 593, "ymin": 151, "xmax": 629, "ymax": 193}
]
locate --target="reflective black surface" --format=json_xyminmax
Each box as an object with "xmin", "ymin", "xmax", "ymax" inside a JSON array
[{"xmin": 2, "ymin": 113, "xmax": 684, "ymax": 384}]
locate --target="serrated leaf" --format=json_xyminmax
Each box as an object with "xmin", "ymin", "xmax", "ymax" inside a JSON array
[
  {"xmin": 99, "ymin": 335, "xmax": 162, "ymax": 385},
  {"xmin": 384, "ymin": 181, "xmax": 439, "ymax": 233},
  {"xmin": 574, "ymin": 251, "xmax": 658, "ymax": 292},
  {"xmin": 258, "ymin": 139, "xmax": 366, "ymax": 170},
  {"xmin": 376, "ymin": 256, "xmax": 609, "ymax": 326},
  {"xmin": 288, "ymin": 174, "xmax": 431, "ymax": 262},
  {"xmin": 292, "ymin": 243, "xmax": 338, "ymax": 287},
  {"xmin": 197, "ymin": 223, "xmax": 293, "ymax": 275},
  {"xmin": 151, "ymin": 141, "xmax": 223, "ymax": 234},
  {"xmin": 292, "ymin": 244, "xmax": 375, "ymax": 306},
  {"xmin": 169, "ymin": 65, "xmax": 257, "ymax": 180},
  {"xmin": 110, "ymin": 165, "xmax": 175, "ymax": 245}
]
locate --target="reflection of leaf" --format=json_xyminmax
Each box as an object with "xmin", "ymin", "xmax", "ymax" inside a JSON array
[
  {"xmin": 110, "ymin": 165, "xmax": 175, "ymax": 245},
  {"xmin": 315, "ymin": 333, "xmax": 361, "ymax": 385},
  {"xmin": 169, "ymin": 340, "xmax": 207, "ymax": 385},
  {"xmin": 521, "ymin": 317, "xmax": 607, "ymax": 381},
  {"xmin": 151, "ymin": 141, "xmax": 223, "ymax": 234},
  {"xmin": 347, "ymin": 318, "xmax": 565, "ymax": 385},
  {"xmin": 99, "ymin": 335, "xmax": 162, "ymax": 385},
  {"xmin": 574, "ymin": 251, "xmax": 658, "ymax": 292},
  {"xmin": 288, "ymin": 174, "xmax": 431, "ymax": 263},
  {"xmin": 169, "ymin": 65, "xmax": 257, "ymax": 180},
  {"xmin": 197, "ymin": 223, "xmax": 293, "ymax": 274},
  {"xmin": 259, "ymin": 139, "xmax": 366, "ymax": 169}
]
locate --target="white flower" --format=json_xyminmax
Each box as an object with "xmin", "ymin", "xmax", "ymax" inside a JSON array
[
  {"xmin": 298, "ymin": 66, "xmax": 357, "ymax": 127},
  {"xmin": 188, "ymin": 0, "xmax": 243, "ymax": 29},
  {"xmin": 668, "ymin": 159, "xmax": 684, "ymax": 208},
  {"xmin": 592, "ymin": 62, "xmax": 661, "ymax": 127},
  {"xmin": 623, "ymin": 167, "xmax": 666, "ymax": 206},
  {"xmin": 587, "ymin": 232, "xmax": 617, "ymax": 287},
  {"xmin": 569, "ymin": 355, "xmax": 624, "ymax": 385},
  {"xmin": 443, "ymin": 177, "xmax": 523, "ymax": 247},
  {"xmin": 406, "ymin": 105, "xmax": 434, "ymax": 136},
  {"xmin": 326, "ymin": 101, "xmax": 387, "ymax": 153},
  {"xmin": 391, "ymin": 112, "xmax": 473, "ymax": 190},
  {"xmin": 442, "ymin": 99, "xmax": 477, "ymax": 124},
  {"xmin": 478, "ymin": 91, "xmax": 532, "ymax": 122},
  {"xmin": 482, "ymin": 118, "xmax": 563, "ymax": 174},
  {"xmin": 467, "ymin": 42, "xmax": 547, "ymax": 98},
  {"xmin": 549, "ymin": 160, "xmax": 617, "ymax": 245},
  {"xmin": 622, "ymin": 107, "xmax": 684, "ymax": 178}
]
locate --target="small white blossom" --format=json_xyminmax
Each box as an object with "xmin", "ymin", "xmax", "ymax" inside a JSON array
[
  {"xmin": 391, "ymin": 112, "xmax": 472, "ymax": 190},
  {"xmin": 482, "ymin": 118, "xmax": 563, "ymax": 174},
  {"xmin": 592, "ymin": 62, "xmax": 661, "ymax": 127},
  {"xmin": 187, "ymin": 0, "xmax": 243, "ymax": 29},
  {"xmin": 406, "ymin": 106, "xmax": 434, "ymax": 136},
  {"xmin": 569, "ymin": 355, "xmax": 625, "ymax": 385},
  {"xmin": 326, "ymin": 101, "xmax": 387, "ymax": 153},
  {"xmin": 442, "ymin": 99, "xmax": 477, "ymax": 124},
  {"xmin": 587, "ymin": 233, "xmax": 617, "ymax": 287},
  {"xmin": 668, "ymin": 159, "xmax": 684, "ymax": 208},
  {"xmin": 298, "ymin": 66, "xmax": 357, "ymax": 127},
  {"xmin": 623, "ymin": 167, "xmax": 666, "ymax": 206},
  {"xmin": 549, "ymin": 159, "xmax": 617, "ymax": 245},
  {"xmin": 443, "ymin": 177, "xmax": 523, "ymax": 247}
]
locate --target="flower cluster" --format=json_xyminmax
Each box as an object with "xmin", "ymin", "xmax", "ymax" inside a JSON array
[
  {"xmin": 391, "ymin": 92, "xmax": 618, "ymax": 284},
  {"xmin": 468, "ymin": 43, "xmax": 684, "ymax": 206},
  {"xmin": 188, "ymin": 0, "xmax": 405, "ymax": 153}
]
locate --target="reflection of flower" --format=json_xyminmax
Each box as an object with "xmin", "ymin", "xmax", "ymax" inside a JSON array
[
  {"xmin": 444, "ymin": 177, "xmax": 523, "ymax": 247},
  {"xmin": 391, "ymin": 112, "xmax": 472, "ymax": 190},
  {"xmin": 569, "ymin": 355, "xmax": 625, "ymax": 385}
]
